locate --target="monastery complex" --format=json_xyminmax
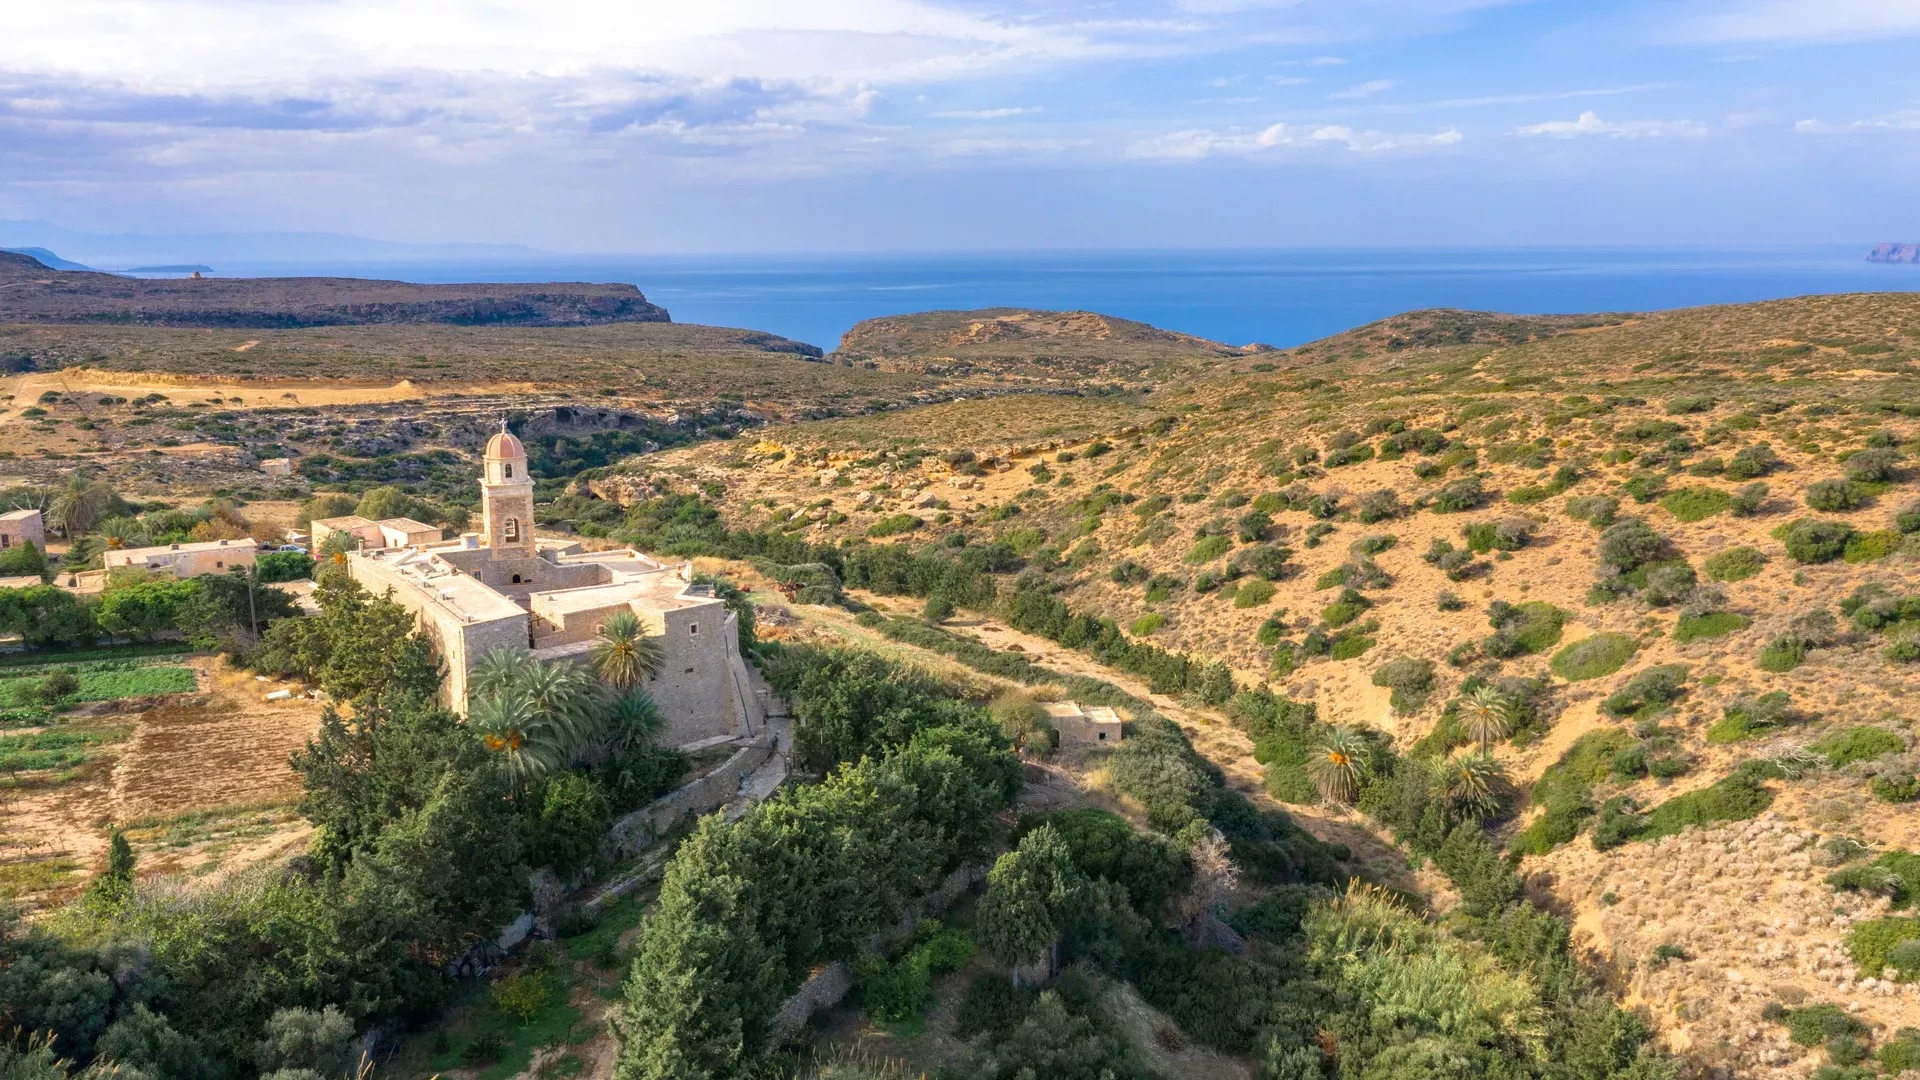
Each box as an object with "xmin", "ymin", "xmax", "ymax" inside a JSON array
[{"xmin": 327, "ymin": 429, "xmax": 764, "ymax": 747}]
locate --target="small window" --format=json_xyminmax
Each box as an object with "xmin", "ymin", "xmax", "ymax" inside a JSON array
[
  {"xmin": 503, "ymin": 462, "xmax": 514, "ymax": 479},
  {"xmin": 689, "ymin": 623, "xmax": 698, "ymax": 636},
  {"xmin": 215, "ymin": 561, "xmax": 224, "ymax": 568},
  {"xmin": 1097, "ymin": 731, "xmax": 1107, "ymax": 741},
  {"xmin": 510, "ymin": 573, "xmax": 522, "ymax": 584},
  {"xmin": 504, "ymin": 518, "xmax": 520, "ymax": 542}
]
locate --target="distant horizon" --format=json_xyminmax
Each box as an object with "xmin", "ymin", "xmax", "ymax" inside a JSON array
[{"xmin": 10, "ymin": 244, "xmax": 1903, "ymax": 354}]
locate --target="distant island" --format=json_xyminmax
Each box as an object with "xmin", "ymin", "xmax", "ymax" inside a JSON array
[
  {"xmin": 1867, "ymin": 242, "xmax": 1920, "ymax": 263},
  {"xmin": 127, "ymin": 264, "xmax": 215, "ymax": 274}
]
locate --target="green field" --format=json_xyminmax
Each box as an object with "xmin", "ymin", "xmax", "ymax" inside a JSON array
[{"xmin": 0, "ymin": 727, "xmax": 131, "ymax": 775}]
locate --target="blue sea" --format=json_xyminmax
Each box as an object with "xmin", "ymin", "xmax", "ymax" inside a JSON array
[{"xmin": 215, "ymin": 247, "xmax": 1918, "ymax": 354}]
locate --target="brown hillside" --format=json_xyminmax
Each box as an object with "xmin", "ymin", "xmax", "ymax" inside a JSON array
[{"xmin": 0, "ymin": 249, "xmax": 675, "ymax": 329}]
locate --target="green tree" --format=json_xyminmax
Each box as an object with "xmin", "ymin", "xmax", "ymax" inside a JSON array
[
  {"xmin": 175, "ymin": 567, "xmax": 299, "ymax": 652},
  {"xmin": 296, "ymin": 492, "xmax": 359, "ymax": 530},
  {"xmin": 81, "ymin": 827, "xmax": 136, "ymax": 910},
  {"xmin": 0, "ymin": 538, "xmax": 49, "ymax": 578},
  {"xmin": 0, "ymin": 585, "xmax": 97, "ymax": 647},
  {"xmin": 255, "ymin": 1005, "xmax": 355, "ymax": 1078},
  {"xmin": 95, "ymin": 579, "xmax": 198, "ymax": 641},
  {"xmin": 976, "ymin": 825, "xmax": 1085, "ymax": 977}
]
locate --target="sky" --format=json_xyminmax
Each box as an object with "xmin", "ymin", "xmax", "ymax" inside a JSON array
[{"xmin": 4, "ymin": 0, "xmax": 1920, "ymax": 253}]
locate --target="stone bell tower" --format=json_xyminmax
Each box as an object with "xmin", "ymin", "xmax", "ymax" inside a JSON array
[{"xmin": 481, "ymin": 422, "xmax": 535, "ymax": 560}]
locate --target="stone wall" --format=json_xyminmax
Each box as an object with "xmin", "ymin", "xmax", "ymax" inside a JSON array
[
  {"xmin": 763, "ymin": 861, "xmax": 989, "ymax": 1050},
  {"xmin": 601, "ymin": 733, "xmax": 775, "ymax": 862},
  {"xmin": 348, "ymin": 554, "xmax": 528, "ymax": 710},
  {"xmin": 643, "ymin": 605, "xmax": 740, "ymax": 746}
]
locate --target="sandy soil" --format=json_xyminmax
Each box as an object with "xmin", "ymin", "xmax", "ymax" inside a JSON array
[{"xmin": 0, "ymin": 655, "xmax": 324, "ymax": 909}]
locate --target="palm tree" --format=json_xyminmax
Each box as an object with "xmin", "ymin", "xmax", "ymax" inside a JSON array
[
  {"xmin": 604, "ymin": 689, "xmax": 664, "ymax": 756},
  {"xmin": 517, "ymin": 656, "xmax": 602, "ymax": 747},
  {"xmin": 470, "ymin": 648, "xmax": 541, "ymax": 702},
  {"xmin": 589, "ymin": 611, "xmax": 664, "ymax": 690},
  {"xmin": 467, "ymin": 649, "xmax": 609, "ymax": 786},
  {"xmin": 467, "ymin": 689, "xmax": 560, "ymax": 790},
  {"xmin": 47, "ymin": 474, "xmax": 111, "ymax": 538},
  {"xmin": 1307, "ymin": 726, "xmax": 1370, "ymax": 805},
  {"xmin": 1439, "ymin": 751, "xmax": 1506, "ymax": 821},
  {"xmin": 1460, "ymin": 685, "xmax": 1514, "ymax": 754},
  {"xmin": 96, "ymin": 517, "xmax": 150, "ymax": 551}
]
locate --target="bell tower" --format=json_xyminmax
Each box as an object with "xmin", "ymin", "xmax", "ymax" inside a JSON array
[{"xmin": 481, "ymin": 422, "xmax": 535, "ymax": 560}]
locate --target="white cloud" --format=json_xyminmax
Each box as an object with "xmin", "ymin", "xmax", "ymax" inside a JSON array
[
  {"xmin": 1329, "ymin": 79, "xmax": 1396, "ymax": 100},
  {"xmin": 1674, "ymin": 0, "xmax": 1920, "ymax": 44},
  {"xmin": 1513, "ymin": 111, "xmax": 1709, "ymax": 138},
  {"xmin": 0, "ymin": 0, "xmax": 1107, "ymax": 91},
  {"xmin": 1424, "ymin": 83, "xmax": 1669, "ymax": 109},
  {"xmin": 1795, "ymin": 111, "xmax": 1920, "ymax": 134},
  {"xmin": 1271, "ymin": 76, "xmax": 1311, "ymax": 86},
  {"xmin": 931, "ymin": 106, "xmax": 1043, "ymax": 118},
  {"xmin": 1129, "ymin": 120, "xmax": 1461, "ymax": 157}
]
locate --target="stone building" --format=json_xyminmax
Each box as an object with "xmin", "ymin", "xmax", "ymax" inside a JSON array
[
  {"xmin": 103, "ymin": 537, "xmax": 258, "ymax": 578},
  {"xmin": 1044, "ymin": 701, "xmax": 1125, "ymax": 746},
  {"xmin": 0, "ymin": 509, "xmax": 45, "ymax": 552},
  {"xmin": 346, "ymin": 428, "xmax": 763, "ymax": 747}
]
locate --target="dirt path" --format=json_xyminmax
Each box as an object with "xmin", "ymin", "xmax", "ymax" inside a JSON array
[{"xmin": 833, "ymin": 593, "xmax": 1427, "ymax": 896}]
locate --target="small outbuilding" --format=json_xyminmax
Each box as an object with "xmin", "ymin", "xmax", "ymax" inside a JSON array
[{"xmin": 1044, "ymin": 701, "xmax": 1125, "ymax": 746}]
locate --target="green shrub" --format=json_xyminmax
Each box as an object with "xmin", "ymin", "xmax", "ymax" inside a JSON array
[
  {"xmin": 1782, "ymin": 518, "xmax": 1854, "ymax": 564},
  {"xmin": 1549, "ymin": 633, "xmax": 1636, "ymax": 681},
  {"xmin": 1704, "ymin": 546, "xmax": 1767, "ymax": 582},
  {"xmin": 1708, "ymin": 691, "xmax": 1794, "ymax": 743},
  {"xmin": 1844, "ymin": 447, "xmax": 1901, "ymax": 483},
  {"xmin": 1844, "ymin": 529, "xmax": 1901, "ymax": 563},
  {"xmin": 1661, "ymin": 487, "xmax": 1731, "ymax": 523},
  {"xmin": 1233, "ymin": 580, "xmax": 1276, "ymax": 609},
  {"xmin": 1370, "ymin": 657, "xmax": 1436, "ymax": 714},
  {"xmin": 867, "ymin": 514, "xmax": 923, "ymax": 538},
  {"xmin": 1729, "ymin": 482, "xmax": 1769, "ymax": 516},
  {"xmin": 1321, "ymin": 588, "xmax": 1370, "ymax": 628},
  {"xmin": 1602, "ymin": 664, "xmax": 1688, "ymax": 719},
  {"xmin": 1874, "ymin": 774, "xmax": 1920, "ymax": 803},
  {"xmin": 1565, "ymin": 494, "xmax": 1620, "ymax": 527},
  {"xmin": 1329, "ymin": 634, "xmax": 1375, "ymax": 661},
  {"xmin": 1759, "ymin": 639, "xmax": 1808, "ymax": 672},
  {"xmin": 1897, "ymin": 500, "xmax": 1920, "ymax": 534},
  {"xmin": 1513, "ymin": 728, "xmax": 1636, "ymax": 855},
  {"xmin": 1185, "ymin": 535, "xmax": 1233, "ymax": 564},
  {"xmin": 1129, "ymin": 612, "xmax": 1165, "ymax": 636},
  {"xmin": 1725, "ymin": 442, "xmax": 1780, "ymax": 480},
  {"xmin": 1483, "ymin": 600, "xmax": 1566, "ymax": 657},
  {"xmin": 1812, "ymin": 726, "xmax": 1905, "ymax": 767},
  {"xmin": 1848, "ymin": 917, "xmax": 1920, "ymax": 979},
  {"xmin": 1430, "ymin": 477, "xmax": 1487, "ymax": 513},
  {"xmin": 1597, "ymin": 518, "xmax": 1666, "ymax": 573},
  {"xmin": 1773, "ymin": 1002, "xmax": 1869, "ymax": 1047},
  {"xmin": 1806, "ymin": 479, "xmax": 1869, "ymax": 512},
  {"xmin": 1673, "ymin": 611, "xmax": 1751, "ymax": 643},
  {"xmin": 1637, "ymin": 771, "xmax": 1774, "ymax": 841}
]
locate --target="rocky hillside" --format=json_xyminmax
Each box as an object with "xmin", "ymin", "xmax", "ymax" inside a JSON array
[
  {"xmin": 830, "ymin": 307, "xmax": 1258, "ymax": 387},
  {"xmin": 0, "ymin": 250, "xmax": 671, "ymax": 328},
  {"xmin": 629, "ymin": 291, "xmax": 1920, "ymax": 1076}
]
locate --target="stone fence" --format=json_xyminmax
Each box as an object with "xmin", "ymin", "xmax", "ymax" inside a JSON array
[
  {"xmin": 763, "ymin": 860, "xmax": 989, "ymax": 1050},
  {"xmin": 600, "ymin": 732, "xmax": 776, "ymax": 863}
]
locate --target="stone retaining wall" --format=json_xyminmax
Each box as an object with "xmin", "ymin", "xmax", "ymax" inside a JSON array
[
  {"xmin": 764, "ymin": 860, "xmax": 989, "ymax": 1050},
  {"xmin": 600, "ymin": 733, "xmax": 775, "ymax": 862}
]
